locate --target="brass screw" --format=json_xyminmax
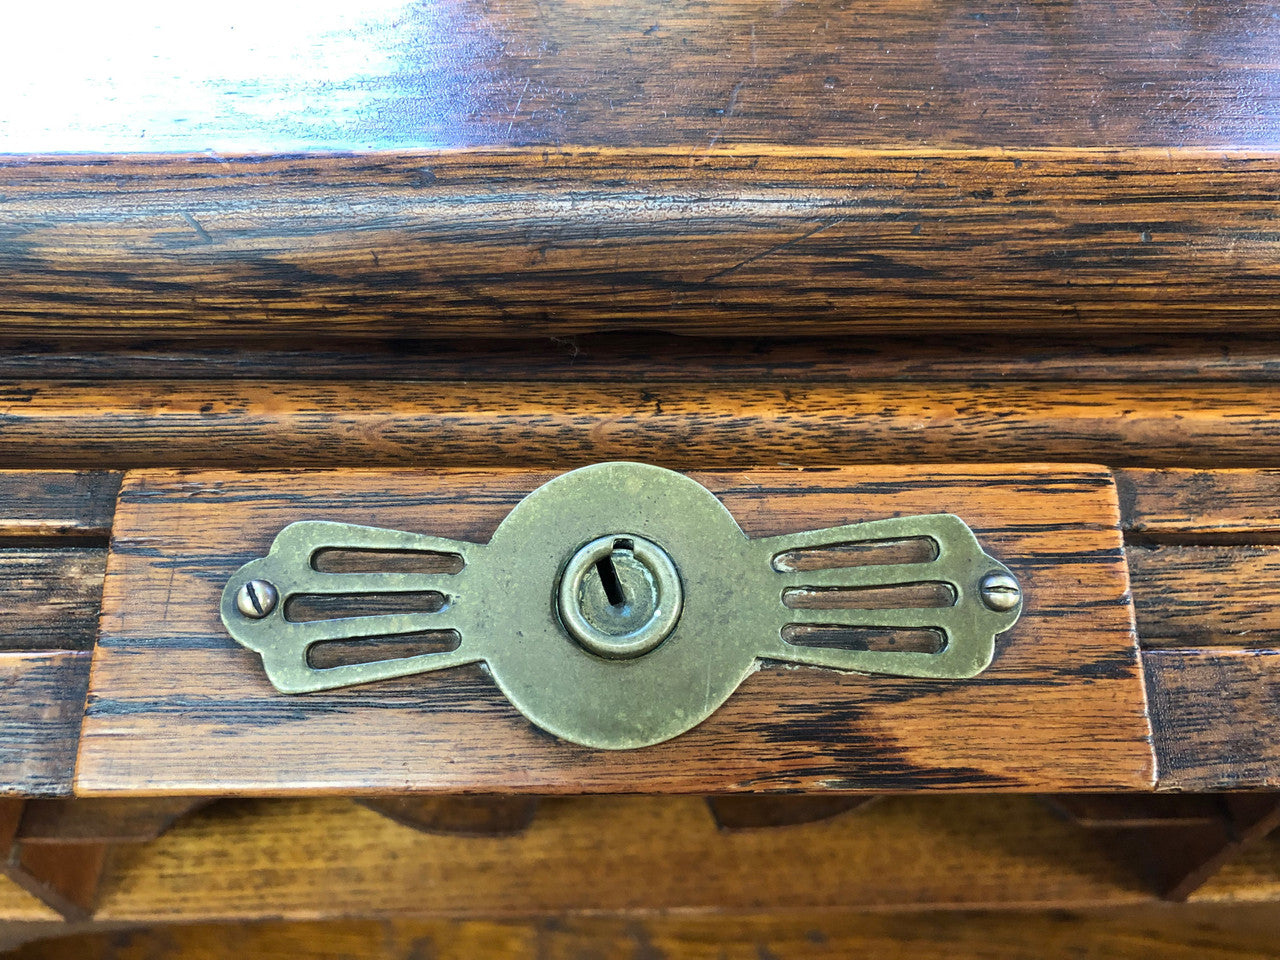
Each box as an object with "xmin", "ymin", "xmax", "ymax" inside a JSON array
[
  {"xmin": 979, "ymin": 572, "xmax": 1021, "ymax": 612},
  {"xmin": 235, "ymin": 579, "xmax": 279, "ymax": 619}
]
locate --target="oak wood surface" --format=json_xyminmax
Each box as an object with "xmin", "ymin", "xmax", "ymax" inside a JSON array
[
  {"xmin": 1, "ymin": 149, "xmax": 1277, "ymax": 336},
  {"xmin": 90, "ymin": 796, "xmax": 1155, "ymax": 919},
  {"xmin": 5, "ymin": 380, "xmax": 1280, "ymax": 469},
  {"xmin": 77, "ymin": 465, "xmax": 1151, "ymax": 794},
  {"xmin": 0, "ymin": 472, "xmax": 120, "ymax": 542},
  {"xmin": 0, "ymin": 793, "xmax": 1269, "ymax": 928},
  {"xmin": 14, "ymin": 906, "xmax": 1280, "ymax": 960},
  {"xmin": 1118, "ymin": 469, "xmax": 1280, "ymax": 544},
  {"xmin": 0, "ymin": 653, "xmax": 92, "ymax": 797},
  {"xmin": 0, "ymin": 550, "xmax": 107, "ymax": 652},
  {"xmin": 1144, "ymin": 649, "xmax": 1280, "ymax": 791},
  {"xmin": 0, "ymin": 0, "xmax": 1275, "ymax": 926},
  {"xmin": 1130, "ymin": 546, "xmax": 1280, "ymax": 648},
  {"xmin": 5, "ymin": 0, "xmax": 1278, "ymax": 153},
  {"xmin": 0, "ymin": 463, "xmax": 1269, "ymax": 794},
  {"xmin": 1196, "ymin": 818, "xmax": 1280, "ymax": 905},
  {"xmin": 0, "ymin": 800, "xmax": 216, "ymax": 921},
  {"xmin": 1118, "ymin": 468, "xmax": 1280, "ymax": 790}
]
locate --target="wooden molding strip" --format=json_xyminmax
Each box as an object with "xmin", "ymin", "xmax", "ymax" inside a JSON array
[
  {"xmin": 2, "ymin": 150, "xmax": 1278, "ymax": 335},
  {"xmin": 3, "ymin": 380, "xmax": 1280, "ymax": 469}
]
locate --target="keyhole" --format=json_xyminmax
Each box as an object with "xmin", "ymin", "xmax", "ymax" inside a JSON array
[
  {"xmin": 595, "ymin": 539, "xmax": 632, "ymax": 610},
  {"xmin": 557, "ymin": 534, "xmax": 684, "ymax": 659}
]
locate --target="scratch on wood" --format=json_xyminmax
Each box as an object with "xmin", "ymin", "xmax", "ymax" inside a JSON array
[
  {"xmin": 701, "ymin": 216, "xmax": 848, "ymax": 283},
  {"xmin": 181, "ymin": 213, "xmax": 213, "ymax": 244}
]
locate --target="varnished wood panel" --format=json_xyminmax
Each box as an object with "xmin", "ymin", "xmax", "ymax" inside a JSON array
[
  {"xmin": 89, "ymin": 797, "xmax": 1152, "ymax": 919},
  {"xmin": 1131, "ymin": 546, "xmax": 1280, "ymax": 648},
  {"xmin": 1144, "ymin": 649, "xmax": 1280, "ymax": 791},
  {"xmin": 14, "ymin": 906, "xmax": 1280, "ymax": 960},
  {"xmin": 77, "ymin": 466, "xmax": 1151, "ymax": 794},
  {"xmin": 1, "ymin": 150, "xmax": 1278, "ymax": 336},
  {"xmin": 3, "ymin": 1, "xmax": 1278, "ymax": 151},
  {"xmin": 0, "ymin": 653, "xmax": 91, "ymax": 796},
  {"xmin": 4, "ymin": 380, "xmax": 1280, "ymax": 469},
  {"xmin": 1118, "ymin": 469, "xmax": 1280, "ymax": 544},
  {"xmin": 0, "ymin": 473, "xmax": 120, "ymax": 542},
  {"xmin": 0, "ymin": 551, "xmax": 106, "ymax": 651}
]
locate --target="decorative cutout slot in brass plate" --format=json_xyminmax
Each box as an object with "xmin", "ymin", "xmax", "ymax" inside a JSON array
[{"xmin": 221, "ymin": 462, "xmax": 1021, "ymax": 749}]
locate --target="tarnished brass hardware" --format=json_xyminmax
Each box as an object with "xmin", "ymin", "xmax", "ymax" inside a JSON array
[
  {"xmin": 557, "ymin": 534, "xmax": 683, "ymax": 660},
  {"xmin": 221, "ymin": 462, "xmax": 1022, "ymax": 749}
]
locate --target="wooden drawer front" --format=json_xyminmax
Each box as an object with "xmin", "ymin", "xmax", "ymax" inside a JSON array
[{"xmin": 76, "ymin": 464, "xmax": 1151, "ymax": 794}]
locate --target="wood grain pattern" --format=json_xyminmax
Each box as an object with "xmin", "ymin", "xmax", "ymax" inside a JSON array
[
  {"xmin": 1118, "ymin": 469, "xmax": 1280, "ymax": 544},
  {"xmin": 1, "ymin": 150, "xmax": 1278, "ymax": 336},
  {"xmin": 0, "ymin": 653, "xmax": 91, "ymax": 797},
  {"xmin": 5, "ymin": 334, "xmax": 1280, "ymax": 384},
  {"xmin": 1144, "ymin": 649, "xmax": 1280, "ymax": 791},
  {"xmin": 0, "ymin": 473, "xmax": 120, "ymax": 542},
  {"xmin": 89, "ymin": 796, "xmax": 1153, "ymax": 919},
  {"xmin": 77, "ymin": 465, "xmax": 1151, "ymax": 794},
  {"xmin": 1130, "ymin": 546, "xmax": 1280, "ymax": 648},
  {"xmin": 5, "ymin": 380, "xmax": 1280, "ymax": 469},
  {"xmin": 0, "ymin": 551, "xmax": 106, "ymax": 652},
  {"xmin": 15, "ymin": 906, "xmax": 1280, "ymax": 960},
  {"xmin": 3, "ymin": 0, "xmax": 1279, "ymax": 152}
]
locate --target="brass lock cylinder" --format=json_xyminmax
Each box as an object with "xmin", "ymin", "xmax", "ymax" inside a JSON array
[{"xmin": 556, "ymin": 535, "xmax": 683, "ymax": 659}]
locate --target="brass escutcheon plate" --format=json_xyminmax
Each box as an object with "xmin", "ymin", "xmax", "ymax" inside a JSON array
[{"xmin": 221, "ymin": 462, "xmax": 1022, "ymax": 749}]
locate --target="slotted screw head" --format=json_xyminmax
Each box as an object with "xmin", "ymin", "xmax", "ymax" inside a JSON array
[
  {"xmin": 236, "ymin": 579, "xmax": 279, "ymax": 619},
  {"xmin": 979, "ymin": 572, "xmax": 1021, "ymax": 612}
]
